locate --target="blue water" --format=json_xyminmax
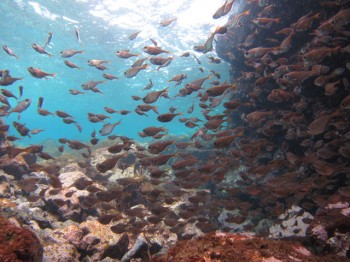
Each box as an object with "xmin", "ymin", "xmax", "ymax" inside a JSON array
[{"xmin": 0, "ymin": 0, "xmax": 231, "ymax": 147}]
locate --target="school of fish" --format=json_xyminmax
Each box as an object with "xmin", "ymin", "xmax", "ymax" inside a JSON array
[{"xmin": 1, "ymin": 0, "xmax": 350, "ymax": 243}]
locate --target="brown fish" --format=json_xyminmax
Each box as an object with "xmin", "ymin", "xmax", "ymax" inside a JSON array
[
  {"xmin": 206, "ymin": 83, "xmax": 236, "ymax": 97},
  {"xmin": 157, "ymin": 112, "xmax": 182, "ymax": 122},
  {"xmin": 103, "ymin": 73, "xmax": 119, "ymax": 80},
  {"xmin": 128, "ymin": 30, "xmax": 141, "ymax": 40},
  {"xmin": 3, "ymin": 45, "xmax": 19, "ymax": 59},
  {"xmin": 99, "ymin": 120, "xmax": 122, "ymax": 136},
  {"xmin": 148, "ymin": 140, "xmax": 174, "ymax": 154},
  {"xmin": 140, "ymin": 153, "xmax": 176, "ymax": 166},
  {"xmin": 60, "ymin": 49, "xmax": 84, "ymax": 58},
  {"xmin": 64, "ymin": 60, "xmax": 81, "ymax": 69},
  {"xmin": 172, "ymin": 156, "xmax": 198, "ymax": 170},
  {"xmin": 116, "ymin": 49, "xmax": 139, "ymax": 58},
  {"xmin": 96, "ymin": 153, "xmax": 127, "ymax": 173},
  {"xmin": 143, "ymin": 87, "xmax": 168, "ymax": 104},
  {"xmin": 307, "ymin": 110, "xmax": 340, "ymax": 135},
  {"xmin": 137, "ymin": 104, "xmax": 158, "ymax": 114},
  {"xmin": 143, "ymin": 46, "xmax": 171, "ymax": 55},
  {"xmin": 124, "ymin": 64, "xmax": 148, "ymax": 78},
  {"xmin": 32, "ymin": 43, "xmax": 53, "ymax": 57},
  {"xmin": 143, "ymin": 126, "xmax": 167, "ymax": 136},
  {"xmin": 160, "ymin": 18, "xmax": 177, "ymax": 27},
  {"xmin": 27, "ymin": 67, "xmax": 56, "ymax": 78}
]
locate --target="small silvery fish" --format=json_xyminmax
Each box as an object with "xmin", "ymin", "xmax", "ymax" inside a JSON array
[{"xmin": 99, "ymin": 120, "xmax": 122, "ymax": 136}]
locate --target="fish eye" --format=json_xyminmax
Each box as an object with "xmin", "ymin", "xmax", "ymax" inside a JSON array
[
  {"xmin": 245, "ymin": 52, "xmax": 249, "ymax": 56},
  {"xmin": 303, "ymin": 56, "xmax": 306, "ymax": 60},
  {"xmin": 284, "ymin": 75, "xmax": 288, "ymax": 79}
]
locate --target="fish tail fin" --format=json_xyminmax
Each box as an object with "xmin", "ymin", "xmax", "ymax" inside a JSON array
[
  {"xmin": 313, "ymin": 12, "xmax": 321, "ymax": 19},
  {"xmin": 276, "ymin": 18, "xmax": 281, "ymax": 23},
  {"xmin": 51, "ymin": 73, "xmax": 57, "ymax": 77},
  {"xmin": 153, "ymin": 106, "xmax": 159, "ymax": 115},
  {"xmin": 244, "ymin": 10, "xmax": 251, "ymax": 16}
]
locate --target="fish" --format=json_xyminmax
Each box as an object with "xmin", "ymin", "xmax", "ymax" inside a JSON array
[
  {"xmin": 142, "ymin": 79, "xmax": 153, "ymax": 90},
  {"xmin": 307, "ymin": 111, "xmax": 340, "ymax": 135},
  {"xmin": 132, "ymin": 57, "xmax": 149, "ymax": 68},
  {"xmin": 104, "ymin": 107, "xmax": 117, "ymax": 114},
  {"xmin": 168, "ymin": 74, "xmax": 187, "ymax": 84},
  {"xmin": 213, "ymin": 1, "xmax": 228, "ymax": 19},
  {"xmin": 143, "ymin": 87, "xmax": 168, "ymax": 104},
  {"xmin": 64, "ymin": 60, "xmax": 81, "ymax": 69},
  {"xmin": 203, "ymin": 31, "xmax": 216, "ymax": 54},
  {"xmin": 0, "ymin": 89, "xmax": 17, "ymax": 99},
  {"xmin": 27, "ymin": 67, "xmax": 56, "ymax": 78},
  {"xmin": 303, "ymin": 47, "xmax": 340, "ymax": 66},
  {"xmin": 157, "ymin": 59, "xmax": 173, "ymax": 70},
  {"xmin": 116, "ymin": 110, "xmax": 131, "ymax": 115},
  {"xmin": 67, "ymin": 140, "xmax": 90, "ymax": 152},
  {"xmin": 69, "ymin": 89, "xmax": 85, "ymax": 95},
  {"xmin": 140, "ymin": 153, "xmax": 176, "ymax": 166},
  {"xmin": 38, "ymin": 108, "xmax": 54, "ymax": 116},
  {"xmin": 279, "ymin": 30, "xmax": 296, "ymax": 53},
  {"xmin": 328, "ymin": 8, "xmax": 350, "ymax": 27},
  {"xmin": 324, "ymin": 79, "xmax": 341, "ymax": 96},
  {"xmin": 116, "ymin": 49, "xmax": 139, "ymax": 58},
  {"xmin": 157, "ymin": 112, "xmax": 182, "ymax": 123},
  {"xmin": 3, "ymin": 45, "xmax": 19, "ymax": 59},
  {"xmin": 172, "ymin": 156, "xmax": 198, "ymax": 170},
  {"xmin": 192, "ymin": 53, "xmax": 201, "ymax": 64},
  {"xmin": 108, "ymin": 143, "xmax": 125, "ymax": 154},
  {"xmin": 124, "ymin": 64, "xmax": 148, "ymax": 78},
  {"xmin": 160, "ymin": 18, "xmax": 177, "ymax": 27},
  {"xmin": 143, "ymin": 126, "xmax": 167, "ymax": 137},
  {"xmin": 96, "ymin": 153, "xmax": 127, "ymax": 173},
  {"xmin": 88, "ymin": 59, "xmax": 111, "ymax": 66},
  {"xmin": 225, "ymin": 9, "xmax": 250, "ymax": 30},
  {"xmin": 43, "ymin": 32, "xmax": 53, "ymax": 49},
  {"xmin": 13, "ymin": 121, "xmax": 30, "ymax": 137},
  {"xmin": 32, "ymin": 43, "xmax": 53, "ymax": 57},
  {"xmin": 75, "ymin": 28, "xmax": 83, "ymax": 45},
  {"xmin": 128, "ymin": 31, "xmax": 141, "ymax": 40},
  {"xmin": 206, "ymin": 83, "xmax": 236, "ymax": 97},
  {"xmin": 103, "ymin": 73, "xmax": 119, "ymax": 80},
  {"xmin": 244, "ymin": 46, "xmax": 280, "ymax": 59},
  {"xmin": 293, "ymin": 13, "xmax": 320, "ymax": 32},
  {"xmin": 252, "ymin": 17, "xmax": 281, "ymax": 28},
  {"xmin": 208, "ymin": 56, "xmax": 221, "ymax": 64},
  {"xmin": 187, "ymin": 102, "xmax": 195, "ymax": 114},
  {"xmin": 149, "ymin": 56, "xmax": 173, "ymax": 66},
  {"xmin": 0, "ymin": 75, "xmax": 23, "ymax": 86},
  {"xmin": 56, "ymin": 110, "xmax": 73, "ymax": 118},
  {"xmin": 9, "ymin": 99, "xmax": 31, "ymax": 114},
  {"xmin": 30, "ymin": 129, "xmax": 45, "ymax": 135},
  {"xmin": 148, "ymin": 140, "xmax": 174, "ymax": 154},
  {"xmin": 99, "ymin": 120, "xmax": 122, "ymax": 136},
  {"xmin": 137, "ymin": 104, "xmax": 159, "ymax": 114},
  {"xmin": 340, "ymin": 95, "xmax": 350, "ymax": 110},
  {"xmin": 82, "ymin": 80, "xmax": 106, "ymax": 90},
  {"xmin": 143, "ymin": 46, "xmax": 171, "ymax": 55},
  {"xmin": 60, "ymin": 49, "xmax": 84, "ymax": 58},
  {"xmin": 0, "ymin": 70, "xmax": 10, "ymax": 83}
]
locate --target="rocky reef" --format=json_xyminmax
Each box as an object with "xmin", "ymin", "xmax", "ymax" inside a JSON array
[
  {"xmin": 0, "ymin": 215, "xmax": 43, "ymax": 262},
  {"xmin": 153, "ymin": 232, "xmax": 348, "ymax": 262}
]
